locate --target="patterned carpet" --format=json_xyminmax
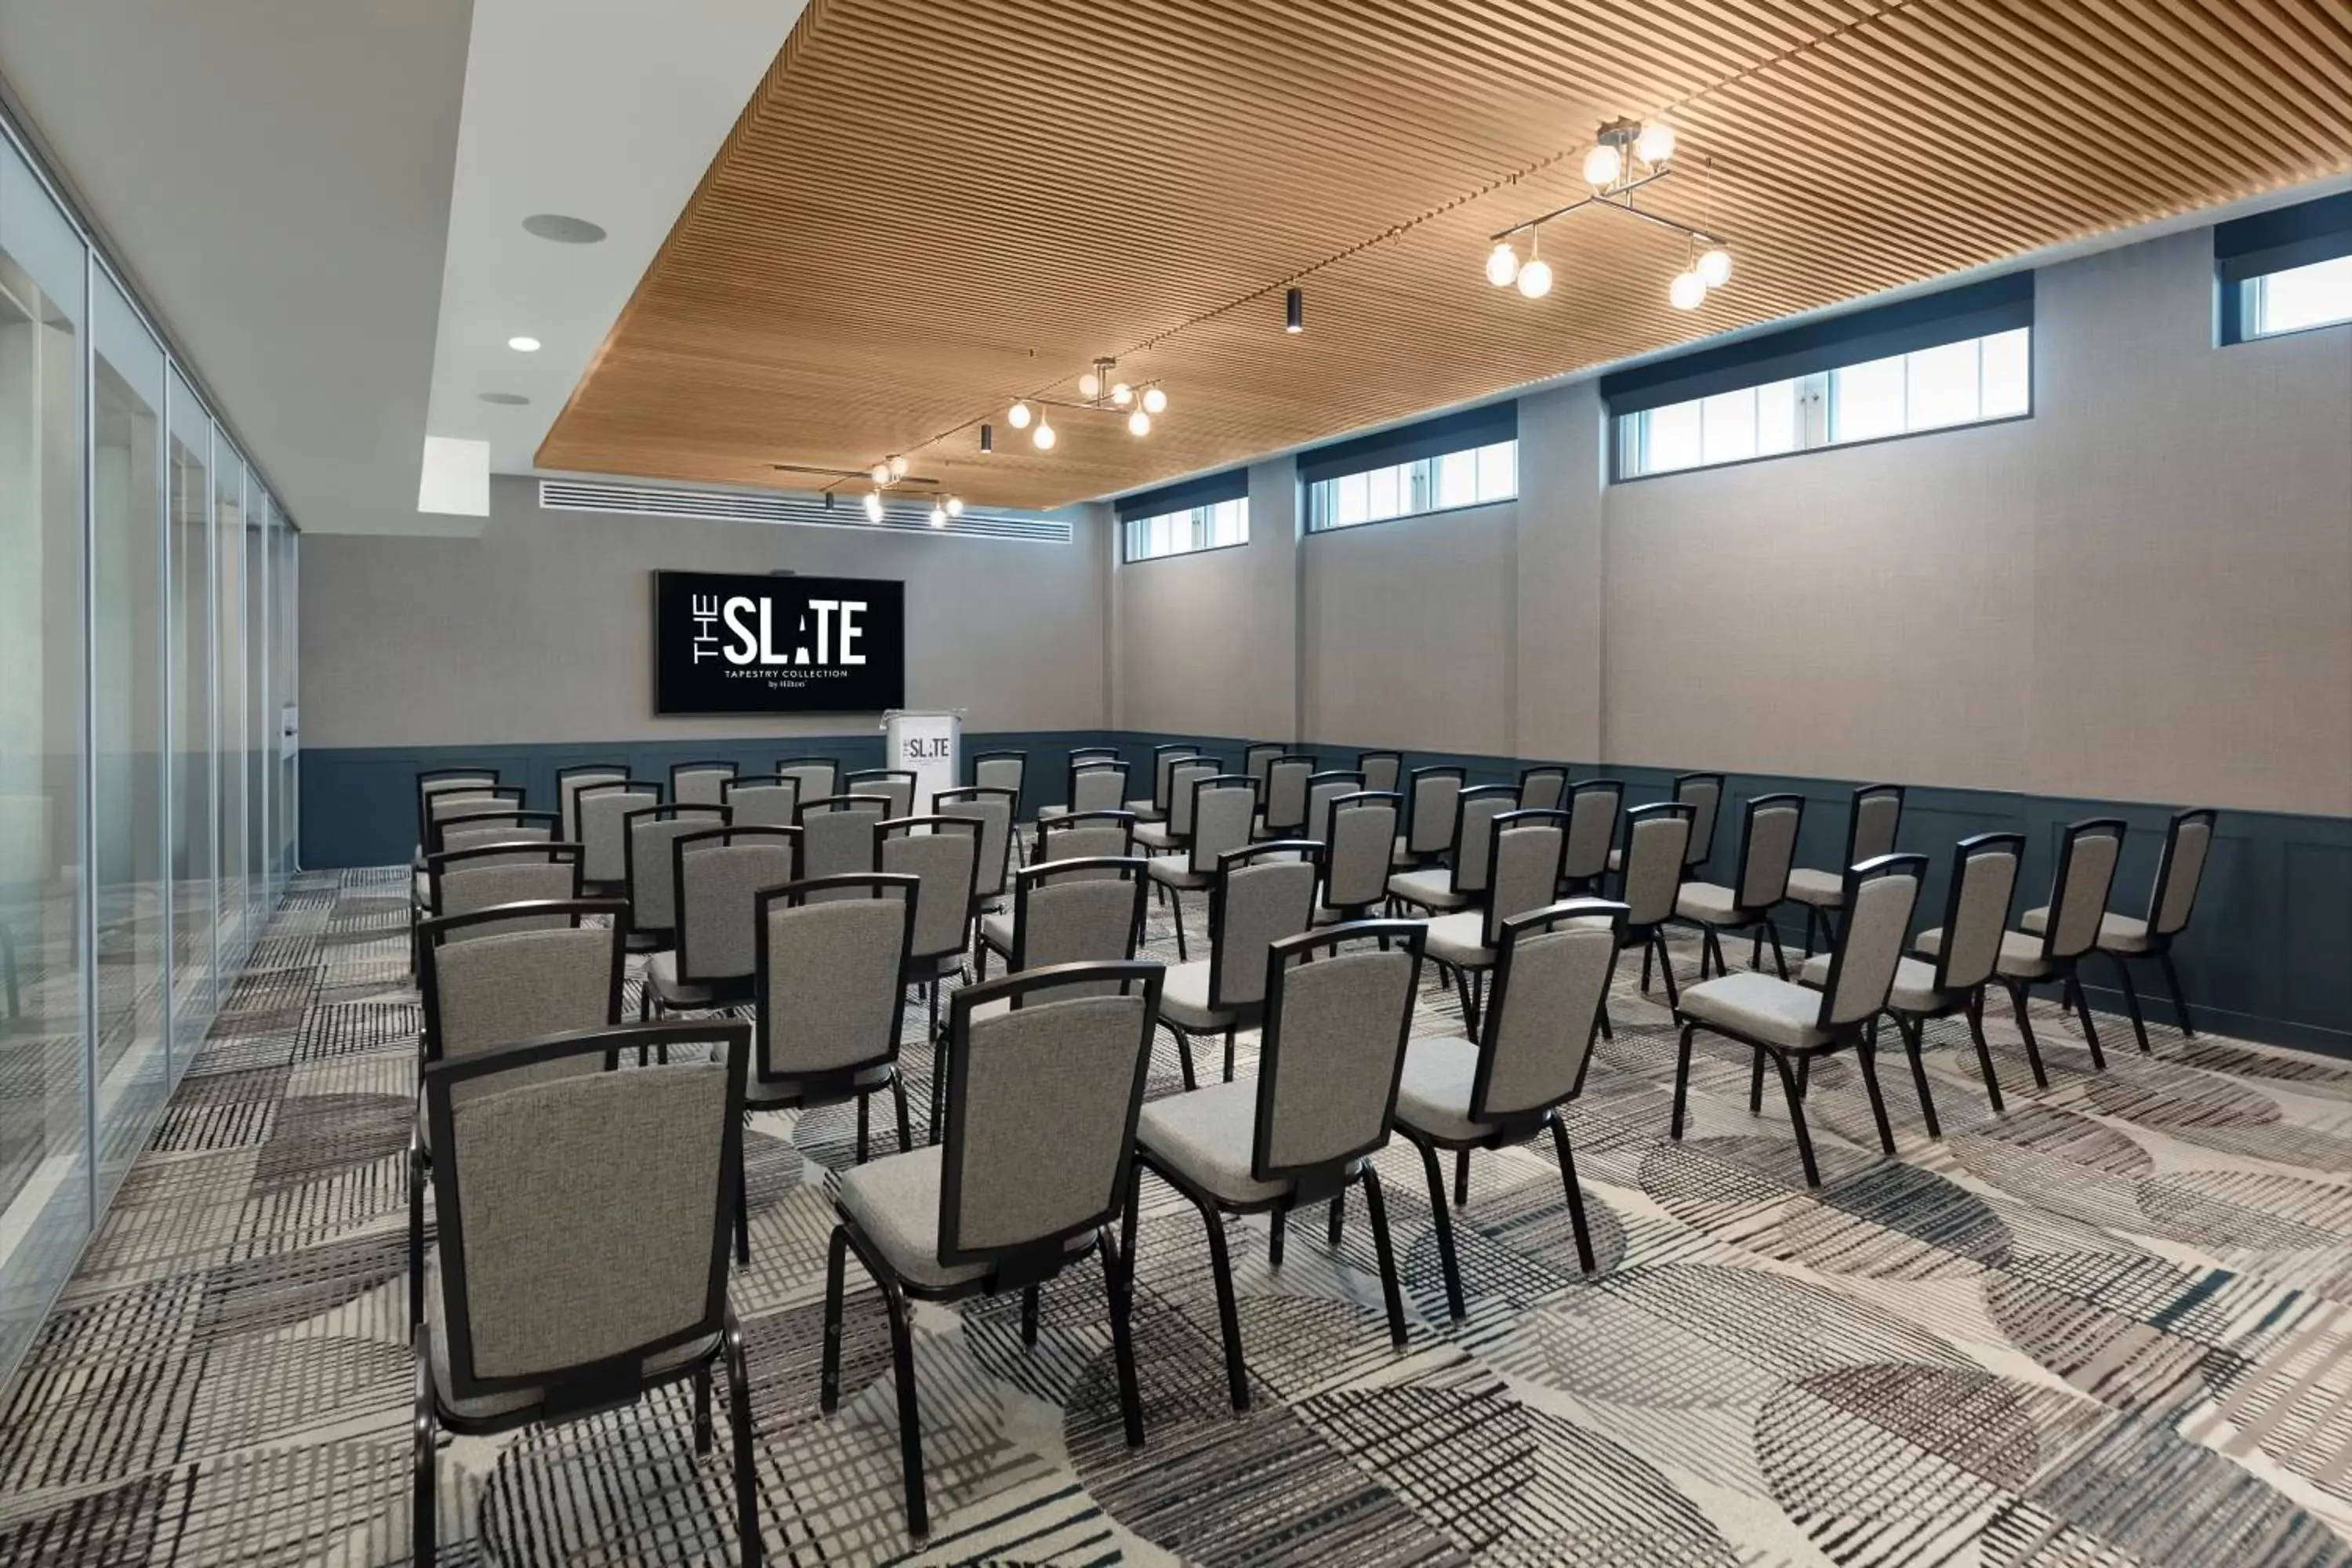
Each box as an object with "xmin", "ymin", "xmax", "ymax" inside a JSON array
[{"xmin": 7, "ymin": 867, "xmax": 2352, "ymax": 1565}]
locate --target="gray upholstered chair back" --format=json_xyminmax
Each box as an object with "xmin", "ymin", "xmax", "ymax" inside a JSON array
[
  {"xmin": 723, "ymin": 778, "xmax": 800, "ymax": 829},
  {"xmin": 1038, "ymin": 811, "xmax": 1134, "ymax": 867},
  {"xmin": 1450, "ymin": 787, "xmax": 1515, "ymax": 896},
  {"xmin": 673, "ymin": 764, "xmax": 735, "ymax": 808},
  {"xmin": 1303, "ymin": 771, "xmax": 1364, "ymax": 846},
  {"xmin": 1816, "ymin": 855, "xmax": 1926, "ymax": 1028},
  {"xmin": 1850, "ymin": 786, "xmax": 1904, "ymax": 862},
  {"xmin": 421, "ymin": 773, "xmax": 496, "ymax": 803},
  {"xmin": 1406, "ymin": 768, "xmax": 1463, "ymax": 855},
  {"xmin": 1358, "ymin": 752, "xmax": 1403, "ymax": 795},
  {"xmin": 940, "ymin": 968, "xmax": 1160, "ymax": 1262},
  {"xmin": 1482, "ymin": 811, "xmax": 1568, "ymax": 947},
  {"xmin": 776, "ymin": 759, "xmax": 840, "ymax": 801},
  {"xmin": 973, "ymin": 753, "xmax": 1025, "ymax": 797},
  {"xmin": 1734, "ymin": 795, "xmax": 1804, "ymax": 911},
  {"xmin": 676, "ymin": 829, "xmax": 800, "ymax": 982},
  {"xmin": 1620, "ymin": 803, "xmax": 1693, "ymax": 927},
  {"xmin": 938, "ymin": 788, "xmax": 1017, "ymax": 902},
  {"xmin": 430, "ymin": 790, "xmax": 525, "ymax": 843},
  {"xmin": 626, "ymin": 807, "xmax": 728, "ymax": 932},
  {"xmin": 1243, "ymin": 744, "xmax": 1284, "ymax": 789},
  {"xmin": 441, "ymin": 820, "xmax": 554, "ymax": 856},
  {"xmin": 1262, "ymin": 757, "xmax": 1316, "ymax": 831},
  {"xmin": 557, "ymin": 768, "xmax": 627, "ymax": 839},
  {"xmin": 1936, "ymin": 834, "xmax": 2022, "ymax": 993},
  {"xmin": 1476, "ymin": 902, "xmax": 1624, "ymax": 1120},
  {"xmin": 2045, "ymin": 820, "xmax": 2126, "ymax": 960},
  {"xmin": 579, "ymin": 785, "xmax": 659, "ymax": 884},
  {"xmin": 426, "ymin": 921, "xmax": 619, "ymax": 1073},
  {"xmin": 1164, "ymin": 760, "xmax": 1221, "ymax": 837},
  {"xmin": 797, "ymin": 797, "xmax": 887, "ymax": 888},
  {"xmin": 2151, "ymin": 809, "xmax": 2215, "ymax": 937},
  {"xmin": 1152, "ymin": 746, "xmax": 1200, "ymax": 811},
  {"xmin": 429, "ymin": 1030, "xmax": 739, "ymax": 1386},
  {"xmin": 1563, "ymin": 779, "xmax": 1622, "ymax": 881},
  {"xmin": 1013, "ymin": 858, "xmax": 1145, "ymax": 977},
  {"xmin": 1186, "ymin": 779, "xmax": 1258, "ymax": 873},
  {"xmin": 881, "ymin": 819, "xmax": 980, "ymax": 962},
  {"xmin": 1676, "ymin": 773, "xmax": 1724, "ymax": 866},
  {"xmin": 441, "ymin": 860, "xmax": 579, "ymax": 925},
  {"xmin": 1255, "ymin": 927, "xmax": 1423, "ymax": 1176},
  {"xmin": 1518, "ymin": 767, "xmax": 1568, "ymax": 812},
  {"xmin": 849, "ymin": 771, "xmax": 917, "ymax": 820},
  {"xmin": 1210, "ymin": 848, "xmax": 1319, "ymax": 1010},
  {"xmin": 1324, "ymin": 793, "xmax": 1399, "ymax": 909},
  {"xmin": 757, "ymin": 884, "xmax": 913, "ymax": 1077},
  {"xmin": 1069, "ymin": 763, "xmax": 1128, "ymax": 815}
]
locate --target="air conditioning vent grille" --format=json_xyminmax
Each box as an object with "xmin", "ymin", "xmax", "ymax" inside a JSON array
[{"xmin": 536, "ymin": 479, "xmax": 1072, "ymax": 543}]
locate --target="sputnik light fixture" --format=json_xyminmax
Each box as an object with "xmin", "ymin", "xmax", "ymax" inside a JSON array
[{"xmin": 1484, "ymin": 121, "xmax": 1734, "ymax": 313}]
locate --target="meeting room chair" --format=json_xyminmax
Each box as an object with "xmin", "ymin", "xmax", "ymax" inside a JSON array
[
  {"xmin": 1918, "ymin": 817, "xmax": 2127, "ymax": 1073},
  {"xmin": 1145, "ymin": 774, "xmax": 1258, "ymax": 961},
  {"xmin": 1802, "ymin": 832, "xmax": 2024, "ymax": 1121},
  {"xmin": 1314, "ymin": 791, "xmax": 1401, "ymax": 924},
  {"xmin": 1302, "ymin": 769, "xmax": 1365, "ymax": 847},
  {"xmin": 1392, "ymin": 765, "xmax": 1465, "ymax": 869},
  {"xmin": 1129, "ymin": 922, "xmax": 1424, "ymax": 1412},
  {"xmin": 1242, "ymin": 742, "xmax": 1285, "ymax": 792},
  {"xmin": 1610, "ymin": 800, "xmax": 1694, "ymax": 1011},
  {"xmin": 775, "ymin": 756, "xmax": 841, "ymax": 802},
  {"xmin": 1357, "ymin": 750, "xmax": 1403, "ymax": 796},
  {"xmin": 576, "ymin": 779, "xmax": 663, "ymax": 895},
  {"xmin": 556, "ymin": 764, "xmax": 630, "ymax": 840},
  {"xmin": 746, "ymin": 874, "xmax": 920, "ymax": 1242},
  {"xmin": 1066, "ymin": 746, "xmax": 1123, "ymax": 767},
  {"xmin": 413, "ymin": 1018, "xmax": 758, "ymax": 1568},
  {"xmin": 796, "ymin": 793, "xmax": 891, "ymax": 887},
  {"xmin": 1036, "ymin": 758, "xmax": 1130, "ymax": 827},
  {"xmin": 1610, "ymin": 771, "xmax": 1724, "ymax": 879},
  {"xmin": 1127, "ymin": 742, "xmax": 1200, "ymax": 823},
  {"xmin": 983, "ymin": 814, "xmax": 1138, "ymax": 971},
  {"xmin": 1154, "ymin": 840, "xmax": 1319, "ymax": 1089},
  {"xmin": 1517, "ymin": 764, "xmax": 1569, "ymax": 812},
  {"xmin": 825, "ymin": 961, "xmax": 1160, "ymax": 1537},
  {"xmin": 848, "ymin": 768, "xmax": 920, "ymax": 820},
  {"xmin": 969, "ymin": 750, "xmax": 1026, "ymax": 813},
  {"xmin": 409, "ymin": 800, "xmax": 554, "ymax": 967},
  {"xmin": 622, "ymin": 803, "xmax": 730, "ymax": 956},
  {"xmin": 1396, "ymin": 900, "xmax": 1625, "ymax": 1316},
  {"xmin": 1132, "ymin": 757, "xmax": 1222, "ymax": 855},
  {"xmin": 437, "ymin": 811, "xmax": 560, "ymax": 857},
  {"xmin": 411, "ymin": 899, "xmax": 628, "ymax": 1325},
  {"xmin": 424, "ymin": 841, "xmax": 583, "ymax": 924},
  {"xmin": 880, "ymin": 815, "xmax": 982, "ymax": 1045},
  {"xmin": 421, "ymin": 787, "xmax": 527, "ymax": 858},
  {"xmin": 1559, "ymin": 778, "xmax": 1623, "ymax": 895},
  {"xmin": 671, "ymin": 758, "xmax": 740, "ymax": 808},
  {"xmin": 1386, "ymin": 783, "xmax": 1515, "ymax": 914},
  {"xmin": 935, "ymin": 785, "xmax": 1018, "ymax": 914},
  {"xmin": 414, "ymin": 768, "xmax": 500, "ymax": 855},
  {"xmin": 721, "ymin": 773, "xmax": 801, "ymax": 829},
  {"xmin": 1785, "ymin": 784, "xmax": 1906, "ymax": 956},
  {"xmin": 648, "ymin": 826, "xmax": 800, "ymax": 1018},
  {"xmin": 1422, "ymin": 808, "xmax": 1569, "ymax": 1038},
  {"xmin": 1674, "ymin": 793, "xmax": 1804, "ymax": 981},
  {"xmin": 2020, "ymin": 806, "xmax": 2214, "ymax": 1051},
  {"xmin": 1255, "ymin": 754, "xmax": 1319, "ymax": 839},
  {"xmin": 973, "ymin": 851, "xmax": 1147, "ymax": 982},
  {"xmin": 1672, "ymin": 854, "xmax": 1928, "ymax": 1186}
]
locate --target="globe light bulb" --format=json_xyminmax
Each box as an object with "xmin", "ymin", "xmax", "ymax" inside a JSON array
[
  {"xmin": 1127, "ymin": 409, "xmax": 1151, "ymax": 437},
  {"xmin": 1697, "ymin": 246, "xmax": 1733, "ymax": 288},
  {"xmin": 1581, "ymin": 142, "xmax": 1622, "ymax": 189},
  {"xmin": 862, "ymin": 490, "xmax": 884, "ymax": 521},
  {"xmin": 928, "ymin": 500, "xmax": 947, "ymax": 527},
  {"xmin": 1007, "ymin": 400, "xmax": 1033, "ymax": 430},
  {"xmin": 887, "ymin": 453, "xmax": 909, "ymax": 481},
  {"xmin": 1516, "ymin": 256, "xmax": 1554, "ymax": 299},
  {"xmin": 1669, "ymin": 268, "xmax": 1707, "ymax": 310},
  {"xmin": 1032, "ymin": 419, "xmax": 1056, "ymax": 450},
  {"xmin": 1078, "ymin": 371, "xmax": 1102, "ymax": 399},
  {"xmin": 1635, "ymin": 122, "xmax": 1676, "ymax": 165},
  {"xmin": 869, "ymin": 463, "xmax": 890, "ymax": 485},
  {"xmin": 1111, "ymin": 382, "xmax": 1133, "ymax": 406},
  {"xmin": 1141, "ymin": 386, "xmax": 1167, "ymax": 415},
  {"xmin": 946, "ymin": 495, "xmax": 964, "ymax": 517},
  {"xmin": 1484, "ymin": 242, "xmax": 1519, "ymax": 287}
]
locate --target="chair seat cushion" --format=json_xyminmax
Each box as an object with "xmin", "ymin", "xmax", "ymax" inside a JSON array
[
  {"xmin": 1679, "ymin": 971, "xmax": 1832, "ymax": 1051},
  {"xmin": 1388, "ymin": 868, "xmax": 1468, "ymax": 910},
  {"xmin": 1392, "ymin": 836, "xmax": 1436, "ymax": 869},
  {"xmin": 1137, "ymin": 1079, "xmax": 1291, "ymax": 1205},
  {"xmin": 978, "ymin": 911, "xmax": 1014, "ymax": 953},
  {"xmin": 747, "ymin": 1060, "xmax": 894, "ymax": 1107},
  {"xmin": 2019, "ymin": 906, "xmax": 2151, "ymax": 954},
  {"xmin": 1122, "ymin": 797, "xmax": 1164, "ymax": 822},
  {"xmin": 1798, "ymin": 952, "xmax": 1948, "ymax": 1014},
  {"xmin": 1675, "ymin": 881, "xmax": 1742, "ymax": 926},
  {"xmin": 1147, "ymin": 854, "xmax": 1210, "ymax": 891},
  {"xmin": 645, "ymin": 952, "xmax": 718, "ymax": 1008},
  {"xmin": 1915, "ymin": 926, "xmax": 2053, "ymax": 978},
  {"xmin": 1034, "ymin": 804, "xmax": 1070, "ymax": 822},
  {"xmin": 1422, "ymin": 911, "xmax": 1494, "ymax": 968},
  {"xmin": 1783, "ymin": 868, "xmax": 1845, "ymax": 908},
  {"xmin": 1393, "ymin": 1034, "xmax": 1494, "ymax": 1142},
  {"xmin": 837, "ymin": 1144, "xmax": 1091, "ymax": 1290},
  {"xmin": 1156, "ymin": 959, "xmax": 1234, "ymax": 1029},
  {"xmin": 1132, "ymin": 822, "xmax": 1180, "ymax": 852},
  {"xmin": 424, "ymin": 1258, "xmax": 718, "ymax": 1424}
]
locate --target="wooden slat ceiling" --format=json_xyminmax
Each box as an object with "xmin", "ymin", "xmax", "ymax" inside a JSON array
[{"xmin": 539, "ymin": 0, "xmax": 2352, "ymax": 510}]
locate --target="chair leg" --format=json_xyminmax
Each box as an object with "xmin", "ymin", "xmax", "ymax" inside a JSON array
[
  {"xmin": 880, "ymin": 1276, "xmax": 927, "ymax": 1537},
  {"xmin": 1327, "ymin": 1189, "xmax": 1345, "ymax": 1246},
  {"xmin": 1597, "ymin": 1002, "xmax": 1613, "ymax": 1043},
  {"xmin": 413, "ymin": 1323, "xmax": 437, "ymax": 1566},
  {"xmin": 1223, "ymin": 1025, "xmax": 1237, "ymax": 1084},
  {"xmin": 928, "ymin": 1036, "xmax": 949, "ymax": 1145},
  {"xmin": 1100, "ymin": 1235, "xmax": 1145, "ymax": 1449},
  {"xmin": 890, "ymin": 1079, "xmax": 913, "ymax": 1154},
  {"xmin": 1454, "ymin": 1149, "xmax": 1472, "ymax": 1209},
  {"xmin": 1020, "ymin": 1286, "xmax": 1040, "ymax": 1348},
  {"xmin": 1548, "ymin": 1115, "xmax": 1599, "ymax": 1274},
  {"xmin": 1653, "ymin": 931, "xmax": 1682, "ymax": 1007},
  {"xmin": 2158, "ymin": 949, "xmax": 2195, "ymax": 1038},
  {"xmin": 1409, "ymin": 1134, "xmax": 1466, "ymax": 1321},
  {"xmin": 1171, "ymin": 889, "xmax": 1189, "ymax": 962},
  {"xmin": 2064, "ymin": 971, "xmax": 2107, "ymax": 1070},
  {"xmin": 1963, "ymin": 992, "xmax": 2005, "ymax": 1113},
  {"xmin": 2005, "ymin": 979, "xmax": 2051, "ymax": 1089},
  {"xmin": 1454, "ymin": 966, "xmax": 1477, "ymax": 1033},
  {"xmin": 1853, "ymin": 1037, "xmax": 1896, "ymax": 1156},
  {"xmin": 927, "ymin": 982, "xmax": 939, "ymax": 1044},
  {"xmin": 1640, "ymin": 936, "xmax": 1654, "ymax": 993},
  {"xmin": 820, "ymin": 1226, "xmax": 849, "ymax": 1412},
  {"xmin": 408, "ymin": 1143, "xmax": 426, "ymax": 1328},
  {"xmin": 1168, "ymin": 1024, "xmax": 1197, "ymax": 1092},
  {"xmin": 2111, "ymin": 953, "xmax": 2152, "ymax": 1054},
  {"xmin": 856, "ymin": 1094, "xmax": 870, "ymax": 1164},
  {"xmin": 1269, "ymin": 1206, "xmax": 1286, "ymax": 1267},
  {"xmin": 695, "ymin": 1363, "xmax": 714, "ymax": 1454},
  {"xmin": 1802, "ymin": 906, "xmax": 1817, "ymax": 959},
  {"xmin": 1768, "ymin": 1051, "xmax": 1822, "ymax": 1187},
  {"xmin": 1764, "ymin": 923, "xmax": 1790, "ymax": 981},
  {"xmin": 724, "ymin": 1311, "xmax": 763, "ymax": 1567},
  {"xmin": 1359, "ymin": 1166, "xmax": 1409, "ymax": 1349},
  {"xmin": 1671, "ymin": 1022, "xmax": 1697, "ymax": 1139},
  {"xmin": 1199, "ymin": 1197, "xmax": 1250, "ymax": 1412},
  {"xmin": 1896, "ymin": 1014, "xmax": 1941, "ymax": 1138},
  {"xmin": 1748, "ymin": 1047, "xmax": 1766, "ymax": 1114}
]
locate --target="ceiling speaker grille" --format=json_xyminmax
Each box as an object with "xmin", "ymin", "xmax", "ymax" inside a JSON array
[{"xmin": 535, "ymin": 479, "xmax": 1073, "ymax": 543}]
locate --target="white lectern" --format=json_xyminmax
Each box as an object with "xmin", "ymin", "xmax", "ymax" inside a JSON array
[{"xmin": 882, "ymin": 710, "xmax": 963, "ymax": 816}]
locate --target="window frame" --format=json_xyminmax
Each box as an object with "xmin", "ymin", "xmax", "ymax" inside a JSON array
[
  {"xmin": 1302, "ymin": 437, "xmax": 1519, "ymax": 534},
  {"xmin": 2216, "ymin": 192, "xmax": 2352, "ymax": 347},
  {"xmin": 1120, "ymin": 493, "xmax": 1252, "ymax": 564}
]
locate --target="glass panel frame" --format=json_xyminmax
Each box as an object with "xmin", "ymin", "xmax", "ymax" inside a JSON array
[{"xmin": 1304, "ymin": 438, "xmax": 1520, "ymax": 533}]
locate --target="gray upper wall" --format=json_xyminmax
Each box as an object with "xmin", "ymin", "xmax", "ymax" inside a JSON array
[{"xmin": 299, "ymin": 475, "xmax": 1111, "ymax": 747}]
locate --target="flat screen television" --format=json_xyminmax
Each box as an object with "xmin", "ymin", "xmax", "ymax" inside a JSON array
[{"xmin": 652, "ymin": 570, "xmax": 906, "ymax": 714}]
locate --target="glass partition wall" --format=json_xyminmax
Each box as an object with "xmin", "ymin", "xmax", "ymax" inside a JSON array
[{"xmin": 0, "ymin": 123, "xmax": 297, "ymax": 1386}]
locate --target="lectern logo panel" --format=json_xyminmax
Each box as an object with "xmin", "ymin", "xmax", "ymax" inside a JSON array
[{"xmin": 653, "ymin": 571, "xmax": 906, "ymax": 714}]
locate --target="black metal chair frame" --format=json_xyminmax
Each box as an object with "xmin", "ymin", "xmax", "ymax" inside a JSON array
[
  {"xmin": 572, "ymin": 779, "xmax": 666, "ymax": 894},
  {"xmin": 1685, "ymin": 792, "xmax": 1805, "ymax": 983},
  {"xmin": 2102, "ymin": 807, "xmax": 2215, "ymax": 1052},
  {"xmin": 1994, "ymin": 818, "xmax": 2129, "ymax": 1076},
  {"xmin": 1317, "ymin": 790, "xmax": 1403, "ymax": 921},
  {"xmin": 1873, "ymin": 832, "xmax": 2028, "ymax": 1127},
  {"xmin": 1437, "ymin": 808, "xmax": 1570, "ymax": 1038},
  {"xmin": 1257, "ymin": 753, "xmax": 1323, "ymax": 837},
  {"xmin": 1397, "ymin": 765, "xmax": 1467, "ymax": 867},
  {"xmin": 621, "ymin": 802, "xmax": 732, "ymax": 956},
  {"xmin": 1798, "ymin": 783, "xmax": 1907, "ymax": 956},
  {"xmin": 1161, "ymin": 771, "xmax": 1254, "ymax": 963},
  {"xmin": 1608, "ymin": 800, "xmax": 1696, "ymax": 1024},
  {"xmin": 933, "ymin": 784, "xmax": 1021, "ymax": 913},
  {"xmin": 1516, "ymin": 764, "xmax": 1570, "ymax": 812},
  {"xmin": 880, "ymin": 814, "xmax": 983, "ymax": 1044},
  {"xmin": 1674, "ymin": 771, "xmax": 1727, "ymax": 875},
  {"xmin": 655, "ymin": 825, "xmax": 804, "ymax": 1015},
  {"xmin": 1560, "ymin": 777, "xmax": 1625, "ymax": 895},
  {"xmin": 1160, "ymin": 839, "xmax": 1322, "ymax": 1091}
]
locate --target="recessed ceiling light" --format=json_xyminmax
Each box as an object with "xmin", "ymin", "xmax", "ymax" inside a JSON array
[
  {"xmin": 478, "ymin": 391, "xmax": 530, "ymax": 405},
  {"xmin": 507, "ymin": 336, "xmax": 542, "ymax": 353},
  {"xmin": 521, "ymin": 212, "xmax": 607, "ymax": 244}
]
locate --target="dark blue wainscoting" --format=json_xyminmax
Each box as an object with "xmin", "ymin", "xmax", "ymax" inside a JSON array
[{"xmin": 303, "ymin": 731, "xmax": 2352, "ymax": 1058}]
